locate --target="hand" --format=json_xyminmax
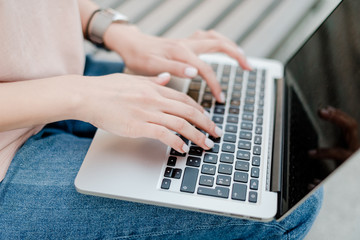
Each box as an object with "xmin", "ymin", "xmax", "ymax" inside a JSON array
[
  {"xmin": 309, "ymin": 106, "xmax": 359, "ymax": 163},
  {"xmin": 103, "ymin": 25, "xmax": 252, "ymax": 103},
  {"xmin": 78, "ymin": 73, "xmax": 223, "ymax": 153}
]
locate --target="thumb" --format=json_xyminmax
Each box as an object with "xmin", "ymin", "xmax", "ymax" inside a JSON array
[{"xmin": 151, "ymin": 72, "xmax": 171, "ymax": 86}]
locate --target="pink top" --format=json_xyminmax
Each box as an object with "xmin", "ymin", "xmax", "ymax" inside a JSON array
[{"xmin": 0, "ymin": 0, "xmax": 85, "ymax": 181}]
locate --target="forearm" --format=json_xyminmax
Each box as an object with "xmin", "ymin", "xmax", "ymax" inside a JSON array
[{"xmin": 0, "ymin": 75, "xmax": 84, "ymax": 132}]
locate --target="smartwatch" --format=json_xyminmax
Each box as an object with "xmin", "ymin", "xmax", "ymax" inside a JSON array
[{"xmin": 87, "ymin": 8, "xmax": 129, "ymax": 46}]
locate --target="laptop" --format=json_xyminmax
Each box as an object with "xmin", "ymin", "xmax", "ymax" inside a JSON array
[{"xmin": 75, "ymin": 0, "xmax": 360, "ymax": 221}]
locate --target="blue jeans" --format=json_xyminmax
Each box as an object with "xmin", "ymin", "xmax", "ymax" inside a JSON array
[{"xmin": 0, "ymin": 56, "xmax": 322, "ymax": 239}]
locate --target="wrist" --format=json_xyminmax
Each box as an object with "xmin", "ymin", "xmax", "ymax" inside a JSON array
[{"xmin": 103, "ymin": 23, "xmax": 140, "ymax": 52}]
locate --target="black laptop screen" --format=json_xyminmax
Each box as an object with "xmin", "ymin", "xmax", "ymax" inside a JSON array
[{"xmin": 281, "ymin": 0, "xmax": 360, "ymax": 215}]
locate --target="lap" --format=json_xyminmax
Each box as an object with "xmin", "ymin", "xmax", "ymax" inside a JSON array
[{"xmin": 0, "ymin": 120, "xmax": 323, "ymax": 240}]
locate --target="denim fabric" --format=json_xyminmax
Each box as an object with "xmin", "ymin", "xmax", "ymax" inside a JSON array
[{"xmin": 0, "ymin": 56, "xmax": 323, "ymax": 239}]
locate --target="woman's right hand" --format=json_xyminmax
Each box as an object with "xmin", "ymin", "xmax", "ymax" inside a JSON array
[{"xmin": 77, "ymin": 73, "xmax": 223, "ymax": 153}]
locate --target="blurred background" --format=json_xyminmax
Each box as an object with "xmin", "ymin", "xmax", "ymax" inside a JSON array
[{"xmin": 89, "ymin": 1, "xmax": 360, "ymax": 239}]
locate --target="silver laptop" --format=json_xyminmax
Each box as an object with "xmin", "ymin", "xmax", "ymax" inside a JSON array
[{"xmin": 75, "ymin": 0, "xmax": 360, "ymax": 221}]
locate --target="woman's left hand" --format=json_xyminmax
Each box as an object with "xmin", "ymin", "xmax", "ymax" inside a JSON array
[{"xmin": 104, "ymin": 24, "xmax": 251, "ymax": 103}]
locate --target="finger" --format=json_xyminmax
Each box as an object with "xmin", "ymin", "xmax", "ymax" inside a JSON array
[
  {"xmin": 308, "ymin": 148, "xmax": 352, "ymax": 163},
  {"xmin": 172, "ymin": 50, "xmax": 224, "ymax": 103},
  {"xmin": 159, "ymin": 98, "xmax": 223, "ymax": 138},
  {"xmin": 156, "ymin": 85, "xmax": 204, "ymax": 113},
  {"xmin": 140, "ymin": 123, "xmax": 189, "ymax": 153},
  {"xmin": 188, "ymin": 30, "xmax": 252, "ymax": 70},
  {"xmin": 149, "ymin": 72, "xmax": 171, "ymax": 86},
  {"xmin": 149, "ymin": 113, "xmax": 215, "ymax": 150},
  {"xmin": 188, "ymin": 39, "xmax": 252, "ymax": 70},
  {"xmin": 148, "ymin": 56, "xmax": 202, "ymax": 79}
]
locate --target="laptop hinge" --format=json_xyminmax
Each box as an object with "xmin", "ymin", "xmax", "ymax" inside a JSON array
[{"xmin": 270, "ymin": 77, "xmax": 285, "ymax": 192}]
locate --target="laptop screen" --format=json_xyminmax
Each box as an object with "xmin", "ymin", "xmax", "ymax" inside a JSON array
[{"xmin": 280, "ymin": 0, "xmax": 360, "ymax": 216}]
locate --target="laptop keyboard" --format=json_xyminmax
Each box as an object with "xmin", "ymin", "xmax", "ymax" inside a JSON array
[{"xmin": 160, "ymin": 63, "xmax": 266, "ymax": 204}]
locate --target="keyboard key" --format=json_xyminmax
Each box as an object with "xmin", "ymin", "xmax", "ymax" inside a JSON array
[
  {"xmin": 247, "ymin": 81, "xmax": 256, "ymax": 89},
  {"xmin": 233, "ymin": 84, "xmax": 242, "ymax": 91},
  {"xmin": 222, "ymin": 143, "xmax": 235, "ymax": 153},
  {"xmin": 231, "ymin": 183, "xmax": 247, "ymax": 201},
  {"xmin": 238, "ymin": 140, "xmax": 251, "ymax": 150},
  {"xmin": 209, "ymin": 136, "xmax": 221, "ymax": 143},
  {"xmin": 221, "ymin": 76, "xmax": 230, "ymax": 83},
  {"xmin": 214, "ymin": 107, "xmax": 225, "ymax": 115},
  {"xmin": 164, "ymin": 167, "xmax": 173, "ymax": 177},
  {"xmin": 218, "ymin": 164, "xmax": 233, "ymax": 175},
  {"xmin": 161, "ymin": 178, "xmax": 171, "ymax": 190},
  {"xmin": 254, "ymin": 136, "xmax": 262, "ymax": 145},
  {"xmin": 239, "ymin": 131, "xmax": 252, "ymax": 140},
  {"xmin": 246, "ymin": 89, "xmax": 256, "ymax": 97},
  {"xmin": 170, "ymin": 148, "xmax": 186, "ymax": 157},
  {"xmin": 232, "ymin": 91, "xmax": 241, "ymax": 100},
  {"xmin": 199, "ymin": 175, "xmax": 214, "ymax": 187},
  {"xmin": 241, "ymin": 122, "xmax": 253, "ymax": 130},
  {"xmin": 223, "ymin": 133, "xmax": 236, "ymax": 143},
  {"xmin": 167, "ymin": 156, "xmax": 177, "ymax": 166},
  {"xmin": 235, "ymin": 161, "xmax": 250, "ymax": 171},
  {"xmin": 212, "ymin": 115, "xmax": 224, "ymax": 124},
  {"xmin": 234, "ymin": 172, "xmax": 248, "ymax": 183},
  {"xmin": 256, "ymin": 117, "xmax": 263, "ymax": 125},
  {"xmin": 236, "ymin": 150, "xmax": 250, "ymax": 161},
  {"xmin": 172, "ymin": 168, "xmax": 182, "ymax": 179},
  {"xmin": 257, "ymin": 108, "xmax": 264, "ymax": 116},
  {"xmin": 190, "ymin": 146, "xmax": 204, "ymax": 156},
  {"xmin": 206, "ymin": 144, "xmax": 219, "ymax": 153},
  {"xmin": 259, "ymin": 99, "xmax": 264, "ymax": 106},
  {"xmin": 250, "ymin": 179, "xmax": 259, "ymax": 190},
  {"xmin": 244, "ymin": 104, "xmax": 254, "ymax": 112},
  {"xmin": 220, "ymin": 153, "xmax": 234, "ymax": 164},
  {"xmin": 225, "ymin": 124, "xmax": 238, "ymax": 133},
  {"xmin": 230, "ymin": 99, "xmax": 241, "ymax": 106},
  {"xmin": 245, "ymin": 97, "xmax": 255, "ymax": 105},
  {"xmin": 201, "ymin": 101, "xmax": 212, "ymax": 108},
  {"xmin": 201, "ymin": 164, "xmax": 216, "ymax": 175},
  {"xmin": 203, "ymin": 93, "xmax": 213, "ymax": 101},
  {"xmin": 203, "ymin": 153, "xmax": 218, "ymax": 164},
  {"xmin": 198, "ymin": 186, "xmax": 229, "ymax": 199},
  {"xmin": 180, "ymin": 167, "xmax": 199, "ymax": 193},
  {"xmin": 252, "ymin": 156, "xmax": 261, "ymax": 166},
  {"xmin": 188, "ymin": 90, "xmax": 199, "ymax": 102},
  {"xmin": 186, "ymin": 156, "xmax": 201, "ymax": 167},
  {"xmin": 229, "ymin": 107, "xmax": 240, "ymax": 115},
  {"xmin": 227, "ymin": 115, "xmax": 239, "ymax": 124},
  {"xmin": 251, "ymin": 167, "xmax": 260, "ymax": 178},
  {"xmin": 255, "ymin": 126, "xmax": 262, "ymax": 134},
  {"xmin": 242, "ymin": 113, "xmax": 253, "ymax": 122},
  {"xmin": 249, "ymin": 191, "xmax": 258, "ymax": 203},
  {"xmin": 253, "ymin": 146, "xmax": 261, "ymax": 155},
  {"xmin": 216, "ymin": 175, "xmax": 231, "ymax": 186}
]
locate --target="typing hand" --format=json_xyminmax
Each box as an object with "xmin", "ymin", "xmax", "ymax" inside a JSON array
[
  {"xmin": 103, "ymin": 25, "xmax": 251, "ymax": 103},
  {"xmin": 79, "ymin": 73, "xmax": 222, "ymax": 153},
  {"xmin": 309, "ymin": 106, "xmax": 359, "ymax": 163}
]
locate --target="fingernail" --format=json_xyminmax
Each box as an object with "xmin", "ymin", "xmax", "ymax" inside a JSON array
[
  {"xmin": 215, "ymin": 126, "xmax": 223, "ymax": 137},
  {"xmin": 204, "ymin": 110, "xmax": 211, "ymax": 118},
  {"xmin": 205, "ymin": 138, "xmax": 214, "ymax": 149},
  {"xmin": 158, "ymin": 72, "xmax": 171, "ymax": 79},
  {"xmin": 220, "ymin": 92, "xmax": 226, "ymax": 103},
  {"xmin": 182, "ymin": 144, "xmax": 189, "ymax": 153},
  {"xmin": 184, "ymin": 67, "xmax": 198, "ymax": 78}
]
